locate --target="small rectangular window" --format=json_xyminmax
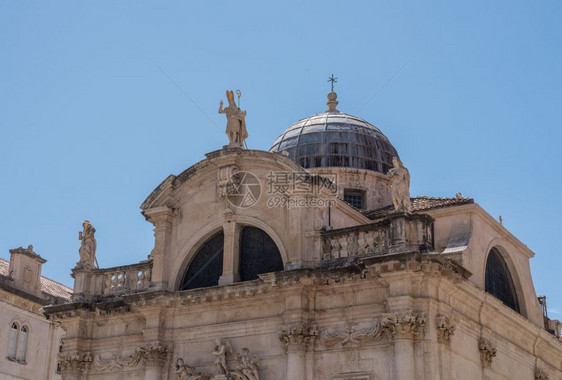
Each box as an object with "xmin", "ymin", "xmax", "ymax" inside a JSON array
[{"xmin": 344, "ymin": 189, "xmax": 365, "ymax": 210}]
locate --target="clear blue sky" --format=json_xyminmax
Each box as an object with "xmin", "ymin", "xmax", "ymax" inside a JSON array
[{"xmin": 1, "ymin": 1, "xmax": 561, "ymax": 316}]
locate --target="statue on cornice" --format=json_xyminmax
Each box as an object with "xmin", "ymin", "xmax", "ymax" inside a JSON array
[
  {"xmin": 387, "ymin": 157, "xmax": 411, "ymax": 213},
  {"xmin": 219, "ymin": 90, "xmax": 248, "ymax": 148},
  {"xmin": 78, "ymin": 220, "xmax": 97, "ymax": 269}
]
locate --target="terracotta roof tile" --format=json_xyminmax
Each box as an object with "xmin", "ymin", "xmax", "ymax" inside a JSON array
[
  {"xmin": 363, "ymin": 196, "xmax": 474, "ymax": 220},
  {"xmin": 0, "ymin": 258, "xmax": 72, "ymax": 301}
]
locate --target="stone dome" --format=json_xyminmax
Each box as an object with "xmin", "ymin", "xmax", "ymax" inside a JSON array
[{"xmin": 269, "ymin": 92, "xmax": 399, "ymax": 174}]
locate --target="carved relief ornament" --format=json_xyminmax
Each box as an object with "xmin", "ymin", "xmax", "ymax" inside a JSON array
[
  {"xmin": 381, "ymin": 310, "xmax": 425, "ymax": 340},
  {"xmin": 478, "ymin": 338, "xmax": 496, "ymax": 366},
  {"xmin": 217, "ymin": 165, "xmax": 239, "ymax": 198},
  {"xmin": 58, "ymin": 352, "xmax": 92, "ymax": 374},
  {"xmin": 91, "ymin": 342, "xmax": 169, "ymax": 372},
  {"xmin": 435, "ymin": 315, "xmax": 455, "ymax": 344},
  {"xmin": 279, "ymin": 323, "xmax": 319, "ymax": 351},
  {"xmin": 319, "ymin": 320, "xmax": 383, "ymax": 347},
  {"xmin": 535, "ymin": 368, "xmax": 549, "ymax": 380}
]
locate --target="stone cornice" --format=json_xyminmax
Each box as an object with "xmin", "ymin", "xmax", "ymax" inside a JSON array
[{"xmin": 45, "ymin": 253, "xmax": 469, "ymax": 322}]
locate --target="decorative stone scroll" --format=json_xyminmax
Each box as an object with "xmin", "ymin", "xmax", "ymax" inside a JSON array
[
  {"xmin": 381, "ymin": 310, "xmax": 425, "ymax": 340},
  {"xmin": 93, "ymin": 354, "xmax": 124, "ymax": 371},
  {"xmin": 129, "ymin": 342, "xmax": 169, "ymax": 367},
  {"xmin": 92, "ymin": 342, "xmax": 169, "ymax": 372},
  {"xmin": 319, "ymin": 320, "xmax": 383, "ymax": 347},
  {"xmin": 279, "ymin": 323, "xmax": 319, "ymax": 351},
  {"xmin": 478, "ymin": 338, "xmax": 496, "ymax": 366},
  {"xmin": 535, "ymin": 368, "xmax": 549, "ymax": 380},
  {"xmin": 217, "ymin": 165, "xmax": 239, "ymax": 198},
  {"xmin": 435, "ymin": 315, "xmax": 455, "ymax": 344},
  {"xmin": 58, "ymin": 352, "xmax": 92, "ymax": 374}
]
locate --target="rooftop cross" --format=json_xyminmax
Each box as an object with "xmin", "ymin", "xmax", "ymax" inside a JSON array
[{"xmin": 328, "ymin": 74, "xmax": 338, "ymax": 92}]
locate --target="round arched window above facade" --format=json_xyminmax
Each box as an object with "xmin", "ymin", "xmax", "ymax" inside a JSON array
[
  {"xmin": 239, "ymin": 226, "xmax": 284, "ymax": 281},
  {"xmin": 485, "ymin": 248, "xmax": 520, "ymax": 314},
  {"xmin": 179, "ymin": 227, "xmax": 284, "ymax": 291},
  {"xmin": 180, "ymin": 232, "xmax": 224, "ymax": 291}
]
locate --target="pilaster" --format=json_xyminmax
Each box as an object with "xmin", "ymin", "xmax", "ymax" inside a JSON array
[
  {"xmin": 219, "ymin": 211, "xmax": 241, "ymax": 285},
  {"xmin": 143, "ymin": 205, "xmax": 177, "ymax": 290}
]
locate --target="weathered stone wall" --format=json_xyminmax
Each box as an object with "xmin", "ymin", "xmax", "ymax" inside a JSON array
[{"xmin": 48, "ymin": 255, "xmax": 562, "ymax": 380}]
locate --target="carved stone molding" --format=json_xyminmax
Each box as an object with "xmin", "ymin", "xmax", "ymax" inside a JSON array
[
  {"xmin": 92, "ymin": 342, "xmax": 170, "ymax": 372},
  {"xmin": 93, "ymin": 354, "xmax": 124, "ymax": 371},
  {"xmin": 58, "ymin": 352, "xmax": 92, "ymax": 375},
  {"xmin": 319, "ymin": 320, "xmax": 383, "ymax": 347},
  {"xmin": 535, "ymin": 368, "xmax": 549, "ymax": 380},
  {"xmin": 478, "ymin": 338, "xmax": 496, "ymax": 366},
  {"xmin": 381, "ymin": 310, "xmax": 425, "ymax": 340},
  {"xmin": 130, "ymin": 342, "xmax": 170, "ymax": 367},
  {"xmin": 435, "ymin": 315, "xmax": 455, "ymax": 344},
  {"xmin": 217, "ymin": 165, "xmax": 239, "ymax": 198},
  {"xmin": 280, "ymin": 323, "xmax": 319, "ymax": 351}
]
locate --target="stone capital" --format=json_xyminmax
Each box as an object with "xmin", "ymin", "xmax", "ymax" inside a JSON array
[
  {"xmin": 58, "ymin": 351, "xmax": 92, "ymax": 375},
  {"xmin": 280, "ymin": 323, "xmax": 319, "ymax": 352},
  {"xmin": 128, "ymin": 342, "xmax": 170, "ymax": 368},
  {"xmin": 478, "ymin": 338, "xmax": 496, "ymax": 367},
  {"xmin": 381, "ymin": 310, "xmax": 425, "ymax": 340},
  {"xmin": 143, "ymin": 206, "xmax": 177, "ymax": 228},
  {"xmin": 435, "ymin": 315, "xmax": 455, "ymax": 344},
  {"xmin": 535, "ymin": 367, "xmax": 549, "ymax": 380}
]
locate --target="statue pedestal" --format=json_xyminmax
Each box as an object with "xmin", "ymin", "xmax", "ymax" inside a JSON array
[{"xmin": 71, "ymin": 266, "xmax": 94, "ymax": 301}]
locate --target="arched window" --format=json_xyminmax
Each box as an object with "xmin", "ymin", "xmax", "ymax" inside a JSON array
[
  {"xmin": 239, "ymin": 226, "xmax": 284, "ymax": 281},
  {"xmin": 180, "ymin": 231, "xmax": 224, "ymax": 290},
  {"xmin": 17, "ymin": 325, "xmax": 28, "ymax": 362},
  {"xmin": 7, "ymin": 322, "xmax": 18, "ymax": 359},
  {"xmin": 56, "ymin": 338, "xmax": 64, "ymax": 374},
  {"xmin": 7, "ymin": 322, "xmax": 28, "ymax": 363},
  {"xmin": 485, "ymin": 248, "xmax": 520, "ymax": 313}
]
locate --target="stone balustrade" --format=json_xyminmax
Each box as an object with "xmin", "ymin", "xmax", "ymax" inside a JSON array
[
  {"xmin": 72, "ymin": 261, "xmax": 153, "ymax": 300},
  {"xmin": 321, "ymin": 213, "xmax": 434, "ymax": 260},
  {"xmin": 101, "ymin": 263, "xmax": 152, "ymax": 295}
]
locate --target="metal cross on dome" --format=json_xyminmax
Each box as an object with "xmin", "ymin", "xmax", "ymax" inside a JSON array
[{"xmin": 328, "ymin": 74, "xmax": 338, "ymax": 91}]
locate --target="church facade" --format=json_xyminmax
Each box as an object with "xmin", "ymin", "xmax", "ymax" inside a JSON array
[{"xmin": 45, "ymin": 90, "xmax": 562, "ymax": 380}]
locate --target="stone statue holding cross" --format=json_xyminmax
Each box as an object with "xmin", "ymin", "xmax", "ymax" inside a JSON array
[{"xmin": 219, "ymin": 90, "xmax": 248, "ymax": 148}]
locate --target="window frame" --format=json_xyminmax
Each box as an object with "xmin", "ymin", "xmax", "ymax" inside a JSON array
[
  {"xmin": 343, "ymin": 188, "xmax": 366, "ymax": 210},
  {"xmin": 484, "ymin": 247, "xmax": 521, "ymax": 314},
  {"xmin": 6, "ymin": 321, "xmax": 29, "ymax": 364}
]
